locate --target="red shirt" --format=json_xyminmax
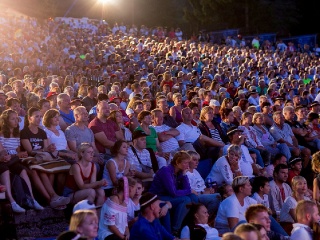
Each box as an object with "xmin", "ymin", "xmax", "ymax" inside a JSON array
[
  {"xmin": 88, "ymin": 118, "xmax": 119, "ymax": 153},
  {"xmin": 287, "ymin": 169, "xmax": 299, "ymax": 186}
]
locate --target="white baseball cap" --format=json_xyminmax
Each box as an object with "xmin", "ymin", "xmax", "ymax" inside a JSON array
[
  {"xmin": 209, "ymin": 99, "xmax": 221, "ymax": 107},
  {"xmin": 73, "ymin": 200, "xmax": 102, "ymax": 213}
]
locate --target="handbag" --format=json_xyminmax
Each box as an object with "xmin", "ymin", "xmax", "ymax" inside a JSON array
[{"xmin": 130, "ymin": 146, "xmax": 152, "ymax": 173}]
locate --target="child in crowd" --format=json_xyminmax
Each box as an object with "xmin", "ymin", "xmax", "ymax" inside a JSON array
[
  {"xmin": 249, "ymin": 151, "xmax": 267, "ymax": 177},
  {"xmin": 265, "ymin": 153, "xmax": 287, "ymax": 178},
  {"xmin": 98, "ymin": 177, "xmax": 133, "ymax": 240},
  {"xmin": 218, "ymin": 184, "xmax": 234, "ymax": 201},
  {"xmin": 251, "ymin": 176, "xmax": 271, "ymax": 212},
  {"xmin": 127, "ymin": 179, "xmax": 143, "ymax": 228},
  {"xmin": 287, "ymin": 157, "xmax": 303, "ymax": 186},
  {"xmin": 186, "ymin": 150, "xmax": 221, "ymax": 217}
]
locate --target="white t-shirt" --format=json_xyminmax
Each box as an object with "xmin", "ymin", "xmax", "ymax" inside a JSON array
[
  {"xmin": 127, "ymin": 198, "xmax": 140, "ymax": 221},
  {"xmin": 291, "ymin": 223, "xmax": 313, "ymax": 240},
  {"xmin": 215, "ymin": 194, "xmax": 257, "ymax": 226},
  {"xmin": 206, "ymin": 156, "xmax": 238, "ymax": 186},
  {"xmin": 176, "ymin": 123, "xmax": 201, "ymax": 143},
  {"xmin": 44, "ymin": 128, "xmax": 68, "ymax": 150},
  {"xmin": 251, "ymin": 192, "xmax": 270, "ymax": 208},
  {"xmin": 280, "ymin": 196, "xmax": 310, "ymax": 223},
  {"xmin": 186, "ymin": 169, "xmax": 206, "ymax": 193},
  {"xmin": 180, "ymin": 224, "xmax": 220, "ymax": 240}
]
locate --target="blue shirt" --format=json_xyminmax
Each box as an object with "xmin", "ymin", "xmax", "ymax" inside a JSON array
[
  {"xmin": 130, "ymin": 216, "xmax": 174, "ymax": 240},
  {"xmin": 59, "ymin": 110, "xmax": 75, "ymax": 125}
]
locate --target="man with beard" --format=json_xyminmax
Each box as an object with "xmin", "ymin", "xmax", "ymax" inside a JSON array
[
  {"xmin": 269, "ymin": 164, "xmax": 292, "ymax": 215},
  {"xmin": 291, "ymin": 200, "xmax": 320, "ymax": 240}
]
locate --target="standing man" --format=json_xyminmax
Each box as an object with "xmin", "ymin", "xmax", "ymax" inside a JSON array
[{"xmin": 291, "ymin": 200, "xmax": 320, "ymax": 240}]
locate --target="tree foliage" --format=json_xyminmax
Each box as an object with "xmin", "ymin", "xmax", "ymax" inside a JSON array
[{"xmin": 184, "ymin": 0, "xmax": 300, "ymax": 35}]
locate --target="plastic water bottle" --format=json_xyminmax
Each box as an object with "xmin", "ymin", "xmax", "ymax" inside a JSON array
[
  {"xmin": 211, "ymin": 181, "xmax": 218, "ymax": 192},
  {"xmin": 206, "ymin": 178, "xmax": 213, "ymax": 188}
]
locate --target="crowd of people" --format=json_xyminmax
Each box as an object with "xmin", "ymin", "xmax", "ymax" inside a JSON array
[{"xmin": 2, "ymin": 13, "xmax": 320, "ymax": 240}]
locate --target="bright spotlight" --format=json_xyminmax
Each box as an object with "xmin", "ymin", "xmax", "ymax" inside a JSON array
[{"xmin": 98, "ymin": 0, "xmax": 110, "ymax": 3}]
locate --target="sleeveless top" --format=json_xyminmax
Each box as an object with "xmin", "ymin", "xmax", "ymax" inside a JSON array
[
  {"xmin": 65, "ymin": 162, "xmax": 94, "ymax": 191},
  {"xmin": 102, "ymin": 158, "xmax": 127, "ymax": 190},
  {"xmin": 59, "ymin": 110, "xmax": 75, "ymax": 125},
  {"xmin": 173, "ymin": 106, "xmax": 183, "ymax": 123}
]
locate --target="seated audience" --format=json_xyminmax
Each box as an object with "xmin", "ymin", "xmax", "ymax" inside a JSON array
[
  {"xmin": 279, "ymin": 176, "xmax": 310, "ymax": 234},
  {"xmin": 102, "ymin": 140, "xmax": 131, "ymax": 197},
  {"xmin": 21, "ymin": 107, "xmax": 70, "ymax": 209},
  {"xmin": 215, "ymin": 176, "xmax": 257, "ymax": 234},
  {"xmin": 129, "ymin": 192, "xmax": 176, "ymax": 240},
  {"xmin": 98, "ymin": 177, "xmax": 134, "ymax": 240},
  {"xmin": 291, "ymin": 200, "xmax": 319, "ymax": 240},
  {"xmin": 180, "ymin": 203, "xmax": 220, "ymax": 240},
  {"xmin": 0, "ymin": 109, "xmax": 43, "ymax": 212},
  {"xmin": 268, "ymin": 164, "xmax": 292, "ymax": 215},
  {"xmin": 234, "ymin": 223, "xmax": 260, "ymax": 240},
  {"xmin": 149, "ymin": 151, "xmax": 198, "ymax": 235},
  {"xmin": 69, "ymin": 209, "xmax": 99, "ymax": 240},
  {"xmin": 186, "ymin": 150, "xmax": 221, "ymax": 217},
  {"xmin": 63, "ymin": 143, "xmax": 106, "ymax": 207},
  {"xmin": 206, "ymin": 144, "xmax": 242, "ymax": 186}
]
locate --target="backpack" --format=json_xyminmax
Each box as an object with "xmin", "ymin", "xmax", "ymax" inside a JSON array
[{"xmin": 10, "ymin": 173, "xmax": 33, "ymax": 209}]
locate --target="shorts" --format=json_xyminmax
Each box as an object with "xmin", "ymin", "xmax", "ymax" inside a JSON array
[{"xmin": 0, "ymin": 161, "xmax": 27, "ymax": 175}]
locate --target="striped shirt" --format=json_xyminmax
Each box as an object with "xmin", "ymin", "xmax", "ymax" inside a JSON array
[
  {"xmin": 0, "ymin": 137, "xmax": 20, "ymax": 154},
  {"xmin": 209, "ymin": 128, "xmax": 224, "ymax": 143}
]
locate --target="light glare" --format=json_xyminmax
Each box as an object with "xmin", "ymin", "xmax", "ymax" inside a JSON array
[{"xmin": 98, "ymin": 0, "xmax": 110, "ymax": 3}]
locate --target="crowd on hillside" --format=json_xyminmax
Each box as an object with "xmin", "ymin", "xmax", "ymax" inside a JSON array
[{"xmin": 1, "ymin": 14, "xmax": 320, "ymax": 240}]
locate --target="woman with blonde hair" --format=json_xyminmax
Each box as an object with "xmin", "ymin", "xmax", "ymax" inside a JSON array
[
  {"xmin": 198, "ymin": 106, "xmax": 226, "ymax": 146},
  {"xmin": 69, "ymin": 209, "xmax": 98, "ymax": 240},
  {"xmin": 125, "ymin": 97, "xmax": 141, "ymax": 132},
  {"xmin": 160, "ymin": 71, "xmax": 174, "ymax": 91},
  {"xmin": 279, "ymin": 176, "xmax": 310, "ymax": 234},
  {"xmin": 252, "ymin": 112, "xmax": 289, "ymax": 159},
  {"xmin": 234, "ymin": 223, "xmax": 261, "ymax": 240},
  {"xmin": 63, "ymin": 143, "xmax": 106, "ymax": 206},
  {"xmin": 149, "ymin": 150, "xmax": 198, "ymax": 235},
  {"xmin": 169, "ymin": 92, "xmax": 184, "ymax": 124},
  {"xmin": 312, "ymin": 151, "xmax": 320, "ymax": 202}
]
